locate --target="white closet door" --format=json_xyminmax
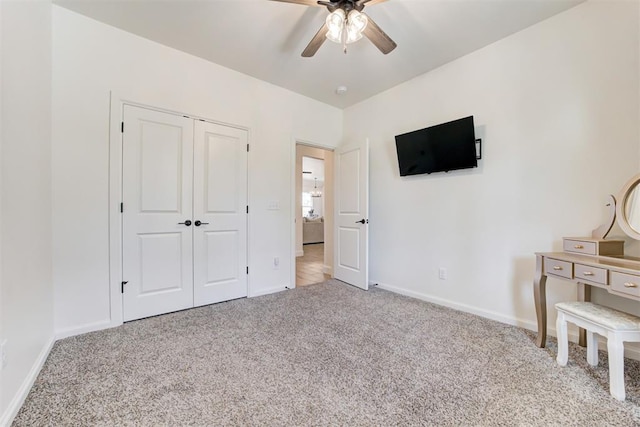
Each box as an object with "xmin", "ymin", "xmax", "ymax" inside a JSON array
[
  {"xmin": 334, "ymin": 140, "xmax": 369, "ymax": 290},
  {"xmin": 193, "ymin": 121, "xmax": 248, "ymax": 306},
  {"xmin": 122, "ymin": 105, "xmax": 194, "ymax": 321}
]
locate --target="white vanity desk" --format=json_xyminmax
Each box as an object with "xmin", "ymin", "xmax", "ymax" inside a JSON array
[{"xmin": 534, "ymin": 174, "xmax": 640, "ymax": 348}]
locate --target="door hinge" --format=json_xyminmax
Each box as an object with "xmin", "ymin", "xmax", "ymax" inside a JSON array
[
  {"xmin": 121, "ymin": 122, "xmax": 124, "ymax": 133},
  {"xmin": 121, "ymin": 281, "xmax": 128, "ymax": 293},
  {"xmin": 247, "ymin": 144, "xmax": 250, "ymax": 152},
  {"xmin": 120, "ymin": 202, "xmax": 123, "ymax": 213},
  {"xmin": 246, "ymin": 266, "xmax": 249, "ymax": 274},
  {"xmin": 246, "ymin": 205, "xmax": 249, "ymax": 214}
]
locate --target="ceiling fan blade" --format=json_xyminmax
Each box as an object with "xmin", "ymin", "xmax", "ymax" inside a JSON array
[
  {"xmin": 301, "ymin": 23, "xmax": 329, "ymax": 57},
  {"xmin": 269, "ymin": 0, "xmax": 322, "ymax": 6},
  {"xmin": 362, "ymin": 13, "xmax": 397, "ymax": 54}
]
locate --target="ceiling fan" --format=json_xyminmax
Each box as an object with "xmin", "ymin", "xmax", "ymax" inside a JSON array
[{"xmin": 270, "ymin": 0, "xmax": 397, "ymax": 57}]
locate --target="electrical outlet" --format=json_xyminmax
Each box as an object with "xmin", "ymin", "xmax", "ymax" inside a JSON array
[
  {"xmin": 273, "ymin": 257, "xmax": 280, "ymax": 270},
  {"xmin": 438, "ymin": 268, "xmax": 447, "ymax": 280},
  {"xmin": 1, "ymin": 340, "xmax": 7, "ymax": 370}
]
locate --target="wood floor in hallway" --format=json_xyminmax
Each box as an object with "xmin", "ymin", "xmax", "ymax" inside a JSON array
[{"xmin": 296, "ymin": 243, "xmax": 330, "ymax": 287}]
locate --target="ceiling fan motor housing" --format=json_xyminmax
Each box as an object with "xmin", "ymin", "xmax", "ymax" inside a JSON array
[{"xmin": 318, "ymin": 0, "xmax": 365, "ymax": 12}]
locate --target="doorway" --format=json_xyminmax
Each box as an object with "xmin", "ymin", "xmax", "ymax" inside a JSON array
[{"xmin": 295, "ymin": 144, "xmax": 334, "ymax": 287}]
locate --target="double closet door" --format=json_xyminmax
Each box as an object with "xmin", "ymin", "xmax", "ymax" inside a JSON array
[{"xmin": 122, "ymin": 105, "xmax": 248, "ymax": 322}]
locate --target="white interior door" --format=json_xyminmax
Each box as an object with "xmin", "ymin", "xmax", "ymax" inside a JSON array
[
  {"xmin": 193, "ymin": 121, "xmax": 248, "ymax": 306},
  {"xmin": 122, "ymin": 105, "xmax": 194, "ymax": 321},
  {"xmin": 334, "ymin": 139, "xmax": 369, "ymax": 290}
]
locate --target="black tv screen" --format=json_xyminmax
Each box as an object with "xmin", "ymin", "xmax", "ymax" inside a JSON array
[{"xmin": 395, "ymin": 116, "xmax": 477, "ymax": 176}]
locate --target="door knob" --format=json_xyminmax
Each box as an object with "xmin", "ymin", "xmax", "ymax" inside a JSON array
[
  {"xmin": 178, "ymin": 220, "xmax": 192, "ymax": 226},
  {"xmin": 355, "ymin": 219, "xmax": 367, "ymax": 224},
  {"xmin": 194, "ymin": 220, "xmax": 209, "ymax": 227}
]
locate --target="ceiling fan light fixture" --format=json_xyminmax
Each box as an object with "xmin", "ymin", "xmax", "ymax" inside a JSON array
[
  {"xmin": 345, "ymin": 10, "xmax": 368, "ymax": 44},
  {"xmin": 325, "ymin": 9, "xmax": 346, "ymax": 44}
]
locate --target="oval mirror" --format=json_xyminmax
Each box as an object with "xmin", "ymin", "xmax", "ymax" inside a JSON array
[{"xmin": 617, "ymin": 173, "xmax": 640, "ymax": 240}]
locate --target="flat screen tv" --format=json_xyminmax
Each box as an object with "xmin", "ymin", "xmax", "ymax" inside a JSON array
[{"xmin": 395, "ymin": 116, "xmax": 477, "ymax": 176}]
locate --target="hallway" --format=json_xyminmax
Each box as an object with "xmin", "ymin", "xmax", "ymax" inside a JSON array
[{"xmin": 296, "ymin": 243, "xmax": 330, "ymax": 287}]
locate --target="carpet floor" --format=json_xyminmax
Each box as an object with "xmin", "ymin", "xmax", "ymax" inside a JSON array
[{"xmin": 13, "ymin": 280, "xmax": 640, "ymax": 426}]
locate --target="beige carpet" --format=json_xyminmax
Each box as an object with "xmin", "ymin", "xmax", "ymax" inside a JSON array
[{"xmin": 13, "ymin": 280, "xmax": 640, "ymax": 426}]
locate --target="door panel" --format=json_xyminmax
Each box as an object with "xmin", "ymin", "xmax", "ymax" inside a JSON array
[
  {"xmin": 122, "ymin": 105, "xmax": 194, "ymax": 321},
  {"xmin": 205, "ymin": 136, "xmax": 239, "ymax": 213},
  {"xmin": 337, "ymin": 227, "xmax": 360, "ymax": 270},
  {"xmin": 205, "ymin": 230, "xmax": 238, "ymax": 284},
  {"xmin": 193, "ymin": 121, "xmax": 248, "ymax": 306},
  {"xmin": 334, "ymin": 140, "xmax": 369, "ymax": 289},
  {"xmin": 140, "ymin": 123, "xmax": 183, "ymax": 212},
  {"xmin": 139, "ymin": 233, "xmax": 183, "ymax": 294},
  {"xmin": 338, "ymin": 149, "xmax": 360, "ymax": 213}
]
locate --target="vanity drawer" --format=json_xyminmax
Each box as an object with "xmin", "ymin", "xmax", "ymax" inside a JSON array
[
  {"xmin": 563, "ymin": 239, "xmax": 597, "ymax": 255},
  {"xmin": 544, "ymin": 258, "xmax": 573, "ymax": 279},
  {"xmin": 611, "ymin": 272, "xmax": 640, "ymax": 298},
  {"xmin": 562, "ymin": 238, "xmax": 624, "ymax": 256},
  {"xmin": 574, "ymin": 263, "xmax": 607, "ymax": 285}
]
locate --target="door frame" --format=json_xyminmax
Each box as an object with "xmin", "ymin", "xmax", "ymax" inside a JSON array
[
  {"xmin": 108, "ymin": 92, "xmax": 251, "ymax": 327},
  {"xmin": 289, "ymin": 139, "xmax": 336, "ymax": 289}
]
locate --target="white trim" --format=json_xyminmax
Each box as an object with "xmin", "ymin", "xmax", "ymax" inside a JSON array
[
  {"xmin": 249, "ymin": 286, "xmax": 288, "ymax": 298},
  {"xmin": 376, "ymin": 281, "xmax": 534, "ymax": 329},
  {"xmin": 0, "ymin": 337, "xmax": 54, "ymax": 427},
  {"xmin": 108, "ymin": 91, "xmax": 124, "ymax": 330},
  {"xmin": 322, "ymin": 264, "xmax": 333, "ymax": 275},
  {"xmin": 109, "ymin": 92, "xmax": 251, "ymax": 325},
  {"xmin": 290, "ymin": 137, "xmax": 297, "ymax": 290},
  {"xmin": 55, "ymin": 319, "xmax": 114, "ymax": 340},
  {"xmin": 375, "ymin": 281, "xmax": 640, "ymax": 361},
  {"xmin": 296, "ymin": 250, "xmax": 304, "ymax": 257}
]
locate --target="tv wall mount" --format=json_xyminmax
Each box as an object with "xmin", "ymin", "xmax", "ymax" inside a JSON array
[{"xmin": 475, "ymin": 138, "xmax": 482, "ymax": 160}]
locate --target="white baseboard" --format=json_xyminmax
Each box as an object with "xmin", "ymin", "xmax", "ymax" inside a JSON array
[
  {"xmin": 374, "ymin": 281, "xmax": 640, "ymax": 361},
  {"xmin": 0, "ymin": 337, "xmax": 55, "ymax": 427},
  {"xmin": 249, "ymin": 286, "xmax": 288, "ymax": 298},
  {"xmin": 55, "ymin": 319, "xmax": 117, "ymax": 340},
  {"xmin": 296, "ymin": 250, "xmax": 304, "ymax": 257}
]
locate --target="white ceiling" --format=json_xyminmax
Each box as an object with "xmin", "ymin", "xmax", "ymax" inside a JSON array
[
  {"xmin": 53, "ymin": 0, "xmax": 583, "ymax": 109},
  {"xmin": 302, "ymin": 156, "xmax": 325, "ymax": 183}
]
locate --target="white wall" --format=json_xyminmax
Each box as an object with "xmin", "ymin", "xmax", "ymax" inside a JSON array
[
  {"xmin": 51, "ymin": 6, "xmax": 343, "ymax": 335},
  {"xmin": 0, "ymin": 0, "xmax": 54, "ymax": 423},
  {"xmin": 343, "ymin": 1, "xmax": 640, "ymax": 333}
]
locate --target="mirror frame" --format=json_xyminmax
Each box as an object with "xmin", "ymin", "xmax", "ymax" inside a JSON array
[{"xmin": 616, "ymin": 173, "xmax": 640, "ymax": 240}]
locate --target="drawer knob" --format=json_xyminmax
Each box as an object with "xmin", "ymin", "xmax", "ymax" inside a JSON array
[
  {"xmin": 553, "ymin": 266, "xmax": 563, "ymax": 271},
  {"xmin": 624, "ymin": 282, "xmax": 638, "ymax": 288},
  {"xmin": 574, "ymin": 245, "xmax": 584, "ymax": 249},
  {"xmin": 583, "ymin": 271, "xmax": 594, "ymax": 276}
]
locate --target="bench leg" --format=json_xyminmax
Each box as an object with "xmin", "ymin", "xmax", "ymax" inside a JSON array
[
  {"xmin": 556, "ymin": 312, "xmax": 568, "ymax": 366},
  {"xmin": 586, "ymin": 330, "xmax": 598, "ymax": 366},
  {"xmin": 607, "ymin": 334, "xmax": 625, "ymax": 401}
]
